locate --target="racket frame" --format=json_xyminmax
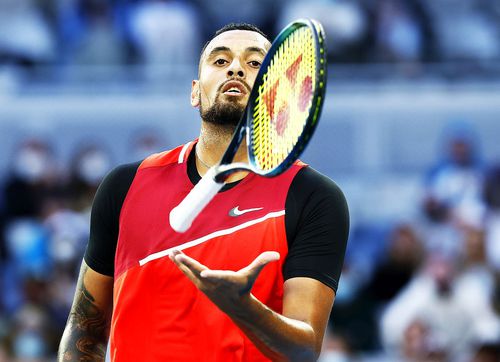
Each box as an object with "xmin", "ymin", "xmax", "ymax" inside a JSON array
[
  {"xmin": 247, "ymin": 19, "xmax": 327, "ymax": 177},
  {"xmin": 214, "ymin": 18, "xmax": 327, "ymax": 182}
]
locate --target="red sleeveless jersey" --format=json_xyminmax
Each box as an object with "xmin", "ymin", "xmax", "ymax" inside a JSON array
[{"xmin": 109, "ymin": 141, "xmax": 305, "ymax": 361}]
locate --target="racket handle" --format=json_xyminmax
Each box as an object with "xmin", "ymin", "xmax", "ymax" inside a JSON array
[{"xmin": 169, "ymin": 167, "xmax": 224, "ymax": 232}]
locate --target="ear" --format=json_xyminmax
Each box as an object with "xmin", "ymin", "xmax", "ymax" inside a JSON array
[{"xmin": 191, "ymin": 80, "xmax": 200, "ymax": 108}]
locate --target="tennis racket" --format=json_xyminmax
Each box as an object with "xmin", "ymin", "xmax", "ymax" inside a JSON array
[{"xmin": 170, "ymin": 18, "xmax": 327, "ymax": 232}]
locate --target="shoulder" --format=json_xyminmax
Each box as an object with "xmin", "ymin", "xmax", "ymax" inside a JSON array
[
  {"xmin": 285, "ymin": 166, "xmax": 349, "ymax": 247},
  {"xmin": 290, "ymin": 166, "xmax": 348, "ymax": 209},
  {"xmin": 139, "ymin": 141, "xmax": 196, "ymax": 169},
  {"xmin": 108, "ymin": 161, "xmax": 142, "ymax": 180},
  {"xmin": 99, "ymin": 161, "xmax": 142, "ymax": 192},
  {"xmin": 93, "ymin": 161, "xmax": 142, "ymax": 207}
]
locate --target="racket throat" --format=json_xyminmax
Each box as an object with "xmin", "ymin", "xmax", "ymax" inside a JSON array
[
  {"xmin": 213, "ymin": 163, "xmax": 251, "ymax": 183},
  {"xmin": 215, "ymin": 119, "xmax": 250, "ymax": 183},
  {"xmin": 220, "ymin": 122, "xmax": 247, "ymax": 165}
]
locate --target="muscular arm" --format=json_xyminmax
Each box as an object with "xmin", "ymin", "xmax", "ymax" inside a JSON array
[
  {"xmin": 227, "ymin": 169, "xmax": 345, "ymax": 360},
  {"xmin": 57, "ymin": 163, "xmax": 136, "ymax": 360},
  {"xmin": 231, "ymin": 277, "xmax": 334, "ymax": 361},
  {"xmin": 58, "ymin": 261, "xmax": 114, "ymax": 362},
  {"xmin": 171, "ymin": 251, "xmax": 335, "ymax": 361}
]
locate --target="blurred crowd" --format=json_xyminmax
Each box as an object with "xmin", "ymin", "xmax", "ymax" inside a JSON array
[
  {"xmin": 1, "ymin": 125, "xmax": 500, "ymax": 361},
  {"xmin": 1, "ymin": 0, "xmax": 500, "ymax": 361},
  {"xmin": 0, "ymin": 0, "xmax": 500, "ymax": 69},
  {"xmin": 322, "ymin": 127, "xmax": 500, "ymax": 361},
  {"xmin": 0, "ymin": 131, "xmax": 165, "ymax": 361}
]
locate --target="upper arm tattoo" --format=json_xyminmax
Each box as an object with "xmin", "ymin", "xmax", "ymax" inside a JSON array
[{"xmin": 58, "ymin": 264, "xmax": 111, "ymax": 362}]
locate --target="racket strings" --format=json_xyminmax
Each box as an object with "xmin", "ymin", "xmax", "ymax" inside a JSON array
[{"xmin": 252, "ymin": 26, "xmax": 317, "ymax": 172}]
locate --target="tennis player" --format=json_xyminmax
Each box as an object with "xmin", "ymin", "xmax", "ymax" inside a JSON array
[{"xmin": 58, "ymin": 23, "xmax": 349, "ymax": 362}]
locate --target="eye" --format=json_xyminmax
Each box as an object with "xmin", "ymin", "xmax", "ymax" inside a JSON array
[
  {"xmin": 214, "ymin": 59, "xmax": 228, "ymax": 66},
  {"xmin": 248, "ymin": 60, "xmax": 261, "ymax": 68}
]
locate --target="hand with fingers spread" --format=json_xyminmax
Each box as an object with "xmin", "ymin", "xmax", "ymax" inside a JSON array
[
  {"xmin": 169, "ymin": 249, "xmax": 280, "ymax": 314},
  {"xmin": 168, "ymin": 248, "xmax": 333, "ymax": 361}
]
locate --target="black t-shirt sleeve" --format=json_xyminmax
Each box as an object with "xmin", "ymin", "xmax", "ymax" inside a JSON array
[
  {"xmin": 84, "ymin": 162, "xmax": 140, "ymax": 276},
  {"xmin": 283, "ymin": 167, "xmax": 349, "ymax": 292}
]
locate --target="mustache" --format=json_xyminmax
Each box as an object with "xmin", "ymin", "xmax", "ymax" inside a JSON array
[{"xmin": 217, "ymin": 78, "xmax": 252, "ymax": 94}]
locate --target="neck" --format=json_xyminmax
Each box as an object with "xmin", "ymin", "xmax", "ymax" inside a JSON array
[{"xmin": 196, "ymin": 121, "xmax": 248, "ymax": 181}]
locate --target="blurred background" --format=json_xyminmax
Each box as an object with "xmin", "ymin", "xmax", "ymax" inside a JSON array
[{"xmin": 1, "ymin": 0, "xmax": 500, "ymax": 361}]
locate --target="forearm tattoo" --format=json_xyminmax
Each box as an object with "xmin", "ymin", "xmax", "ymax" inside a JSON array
[{"xmin": 58, "ymin": 265, "xmax": 110, "ymax": 361}]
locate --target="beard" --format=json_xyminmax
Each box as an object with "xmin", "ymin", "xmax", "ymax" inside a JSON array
[{"xmin": 200, "ymin": 94, "xmax": 245, "ymax": 130}]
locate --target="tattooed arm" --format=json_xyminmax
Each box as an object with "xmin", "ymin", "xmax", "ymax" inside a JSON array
[{"xmin": 58, "ymin": 261, "xmax": 114, "ymax": 362}]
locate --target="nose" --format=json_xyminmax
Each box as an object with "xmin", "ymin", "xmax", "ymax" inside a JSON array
[{"xmin": 227, "ymin": 59, "xmax": 244, "ymax": 78}]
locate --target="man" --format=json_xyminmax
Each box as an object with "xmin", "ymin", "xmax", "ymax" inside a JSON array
[{"xmin": 58, "ymin": 23, "xmax": 349, "ymax": 362}]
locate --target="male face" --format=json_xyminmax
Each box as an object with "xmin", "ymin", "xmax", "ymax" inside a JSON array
[{"xmin": 191, "ymin": 30, "xmax": 271, "ymax": 129}]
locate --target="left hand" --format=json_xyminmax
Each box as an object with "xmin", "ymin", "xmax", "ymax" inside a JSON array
[{"xmin": 169, "ymin": 249, "xmax": 280, "ymax": 313}]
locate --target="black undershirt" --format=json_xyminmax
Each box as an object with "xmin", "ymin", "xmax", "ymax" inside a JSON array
[{"xmin": 84, "ymin": 148, "xmax": 349, "ymax": 291}]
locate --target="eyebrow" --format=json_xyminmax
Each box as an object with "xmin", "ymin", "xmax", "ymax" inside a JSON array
[
  {"xmin": 246, "ymin": 46, "xmax": 267, "ymax": 57},
  {"xmin": 207, "ymin": 46, "xmax": 231, "ymax": 58},
  {"xmin": 206, "ymin": 46, "xmax": 267, "ymax": 60}
]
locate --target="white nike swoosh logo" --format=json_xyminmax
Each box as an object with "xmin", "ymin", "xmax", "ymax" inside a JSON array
[{"xmin": 229, "ymin": 206, "xmax": 264, "ymax": 217}]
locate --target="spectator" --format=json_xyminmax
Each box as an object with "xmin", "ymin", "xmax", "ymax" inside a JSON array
[
  {"xmin": 55, "ymin": 0, "xmax": 86, "ymax": 63},
  {"xmin": 364, "ymin": 224, "xmax": 424, "ymax": 303},
  {"xmin": 127, "ymin": 0, "xmax": 201, "ymax": 69},
  {"xmin": 380, "ymin": 253, "xmax": 498, "ymax": 360},
  {"xmin": 2, "ymin": 139, "xmax": 61, "ymax": 220},
  {"xmin": 10, "ymin": 302, "xmax": 53, "ymax": 361},
  {"xmin": 455, "ymin": 227, "xmax": 500, "ymax": 345},
  {"xmin": 417, "ymin": 123, "xmax": 484, "ymax": 258},
  {"xmin": 401, "ymin": 319, "xmax": 448, "ymax": 362},
  {"xmin": 332, "ymin": 224, "xmax": 425, "ymax": 353},
  {"xmin": 319, "ymin": 329, "xmax": 354, "ymax": 362},
  {"xmin": 277, "ymin": 0, "xmax": 370, "ymax": 63},
  {"xmin": 43, "ymin": 207, "xmax": 89, "ymax": 268},
  {"xmin": 69, "ymin": 0, "xmax": 126, "ymax": 66},
  {"xmin": 4, "ymin": 220, "xmax": 50, "ymax": 282},
  {"xmin": 372, "ymin": 0, "xmax": 432, "ymax": 62},
  {"xmin": 66, "ymin": 143, "xmax": 112, "ymax": 212},
  {"xmin": 0, "ymin": 0, "xmax": 55, "ymax": 66},
  {"xmin": 421, "ymin": 0, "xmax": 500, "ymax": 61},
  {"xmin": 46, "ymin": 264, "xmax": 78, "ymax": 339}
]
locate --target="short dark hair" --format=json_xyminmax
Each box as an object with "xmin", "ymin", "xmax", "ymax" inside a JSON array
[{"xmin": 198, "ymin": 23, "xmax": 270, "ymax": 75}]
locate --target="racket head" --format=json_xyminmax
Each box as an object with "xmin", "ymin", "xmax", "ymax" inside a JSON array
[{"xmin": 246, "ymin": 19, "xmax": 327, "ymax": 177}]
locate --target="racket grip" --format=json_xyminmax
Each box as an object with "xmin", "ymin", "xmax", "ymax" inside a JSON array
[{"xmin": 169, "ymin": 167, "xmax": 224, "ymax": 232}]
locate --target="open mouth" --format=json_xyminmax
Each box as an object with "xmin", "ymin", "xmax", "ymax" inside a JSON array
[{"xmin": 221, "ymin": 81, "xmax": 248, "ymax": 96}]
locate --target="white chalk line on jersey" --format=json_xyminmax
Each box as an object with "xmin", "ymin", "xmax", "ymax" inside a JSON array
[
  {"xmin": 178, "ymin": 141, "xmax": 193, "ymax": 164},
  {"xmin": 138, "ymin": 210, "xmax": 285, "ymax": 266}
]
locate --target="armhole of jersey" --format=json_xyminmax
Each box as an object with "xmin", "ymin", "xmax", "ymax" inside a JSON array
[
  {"xmin": 85, "ymin": 161, "xmax": 141, "ymax": 277},
  {"xmin": 284, "ymin": 164, "xmax": 309, "ymax": 244}
]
